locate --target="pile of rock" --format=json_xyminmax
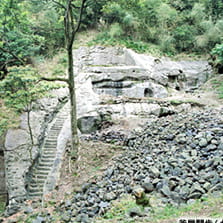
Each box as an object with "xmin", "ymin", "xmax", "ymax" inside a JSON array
[
  {"xmin": 81, "ymin": 130, "xmax": 127, "ymax": 146},
  {"xmin": 58, "ymin": 108, "xmax": 223, "ymax": 222}
]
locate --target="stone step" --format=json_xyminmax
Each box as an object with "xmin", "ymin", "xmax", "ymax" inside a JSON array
[
  {"xmin": 39, "ymin": 158, "xmax": 54, "ymax": 164},
  {"xmin": 42, "ymin": 151, "xmax": 56, "ymax": 156},
  {"xmin": 28, "ymin": 102, "xmax": 70, "ymax": 199},
  {"xmin": 31, "ymin": 178, "xmax": 45, "ymax": 184},
  {"xmin": 45, "ymin": 139, "xmax": 58, "ymax": 143},
  {"xmin": 44, "ymin": 144, "xmax": 57, "ymax": 148},
  {"xmin": 43, "ymin": 149, "xmax": 56, "ymax": 153},
  {"xmin": 29, "ymin": 189, "xmax": 42, "ymax": 194},
  {"xmin": 29, "ymin": 186, "xmax": 43, "ymax": 193},
  {"xmin": 51, "ymin": 123, "xmax": 64, "ymax": 126},
  {"xmin": 51, "ymin": 127, "xmax": 61, "ymax": 131},
  {"xmin": 47, "ymin": 130, "xmax": 61, "ymax": 133},
  {"xmin": 44, "ymin": 143, "xmax": 57, "ymax": 146},
  {"xmin": 42, "ymin": 154, "xmax": 55, "ymax": 159},
  {"xmin": 47, "ymin": 136, "xmax": 59, "ymax": 139},
  {"xmin": 42, "ymin": 148, "xmax": 56, "ymax": 152},
  {"xmin": 33, "ymin": 170, "xmax": 49, "ymax": 176},
  {"xmin": 29, "ymin": 182, "xmax": 43, "ymax": 187},
  {"xmin": 45, "ymin": 139, "xmax": 58, "ymax": 142},
  {"xmin": 43, "ymin": 148, "xmax": 57, "ymax": 151},
  {"xmin": 44, "ymin": 140, "xmax": 57, "ymax": 143},
  {"xmin": 54, "ymin": 120, "xmax": 66, "ymax": 123},
  {"xmin": 45, "ymin": 135, "xmax": 59, "ymax": 138},
  {"xmin": 32, "ymin": 174, "xmax": 48, "ymax": 180},
  {"xmin": 36, "ymin": 166, "xmax": 52, "ymax": 171},
  {"xmin": 52, "ymin": 123, "xmax": 64, "ymax": 127},
  {"xmin": 53, "ymin": 120, "xmax": 64, "ymax": 123},
  {"xmin": 38, "ymin": 162, "xmax": 53, "ymax": 168},
  {"xmin": 47, "ymin": 132, "xmax": 60, "ymax": 135},
  {"xmin": 51, "ymin": 124, "xmax": 63, "ymax": 128},
  {"xmin": 44, "ymin": 142, "xmax": 57, "ymax": 147},
  {"xmin": 41, "ymin": 151, "xmax": 56, "ymax": 156},
  {"xmin": 51, "ymin": 125, "xmax": 63, "ymax": 129},
  {"xmin": 29, "ymin": 192, "xmax": 43, "ymax": 197}
]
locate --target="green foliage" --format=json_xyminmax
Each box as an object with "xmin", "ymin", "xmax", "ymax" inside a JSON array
[
  {"xmin": 156, "ymin": 3, "xmax": 178, "ymax": 28},
  {"xmin": 211, "ymin": 42, "xmax": 223, "ymax": 74},
  {"xmin": 95, "ymin": 0, "xmax": 223, "ymax": 56},
  {"xmin": 173, "ymin": 25, "xmax": 196, "ymax": 52},
  {"xmin": 0, "ymin": 200, "xmax": 5, "ymax": 215},
  {"xmin": 102, "ymin": 195, "xmax": 137, "ymax": 220},
  {"xmin": 89, "ymin": 32, "xmax": 162, "ymax": 54},
  {"xmin": 212, "ymin": 43, "xmax": 223, "ymax": 65},
  {"xmin": 0, "ymin": 101, "xmax": 19, "ymax": 137},
  {"xmin": 159, "ymin": 34, "xmax": 175, "ymax": 55},
  {"xmin": 27, "ymin": 2, "xmax": 64, "ymax": 55},
  {"xmin": 0, "ymin": 67, "xmax": 57, "ymax": 112},
  {"xmin": 0, "ymin": 0, "xmax": 44, "ymax": 66},
  {"xmin": 108, "ymin": 23, "xmax": 124, "ymax": 38},
  {"xmin": 211, "ymin": 76, "xmax": 223, "ymax": 98},
  {"xmin": 0, "ymin": 66, "xmax": 61, "ymax": 136},
  {"xmin": 96, "ymin": 192, "xmax": 223, "ymax": 223},
  {"xmin": 1, "ymin": 0, "xmax": 223, "ymax": 64},
  {"xmin": 204, "ymin": 0, "xmax": 223, "ymax": 22}
]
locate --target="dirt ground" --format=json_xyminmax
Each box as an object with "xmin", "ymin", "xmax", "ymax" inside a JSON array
[{"xmin": 52, "ymin": 141, "xmax": 125, "ymax": 201}]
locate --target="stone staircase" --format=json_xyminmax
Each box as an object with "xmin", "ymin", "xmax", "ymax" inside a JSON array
[{"xmin": 27, "ymin": 103, "xmax": 70, "ymax": 198}]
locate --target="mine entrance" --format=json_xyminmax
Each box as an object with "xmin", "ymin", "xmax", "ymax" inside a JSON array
[{"xmin": 144, "ymin": 88, "xmax": 154, "ymax": 97}]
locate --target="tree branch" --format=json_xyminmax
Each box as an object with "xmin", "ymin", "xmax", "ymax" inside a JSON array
[
  {"xmin": 71, "ymin": 3, "xmax": 80, "ymax": 9},
  {"xmin": 51, "ymin": 0, "xmax": 66, "ymax": 10},
  {"xmin": 40, "ymin": 77, "xmax": 69, "ymax": 83},
  {"xmin": 0, "ymin": 46, "xmax": 26, "ymax": 65},
  {"xmin": 69, "ymin": 0, "xmax": 87, "ymax": 49}
]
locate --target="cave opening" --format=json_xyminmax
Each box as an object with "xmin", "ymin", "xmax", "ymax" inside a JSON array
[{"xmin": 144, "ymin": 88, "xmax": 154, "ymax": 97}]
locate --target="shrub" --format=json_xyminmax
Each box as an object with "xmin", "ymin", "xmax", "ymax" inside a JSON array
[
  {"xmin": 109, "ymin": 23, "xmax": 124, "ymax": 38},
  {"xmin": 211, "ymin": 43, "xmax": 223, "ymax": 73},
  {"xmin": 173, "ymin": 25, "xmax": 196, "ymax": 52}
]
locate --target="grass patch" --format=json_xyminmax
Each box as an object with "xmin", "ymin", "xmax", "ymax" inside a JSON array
[
  {"xmin": 0, "ymin": 200, "xmax": 5, "ymax": 216},
  {"xmin": 95, "ymin": 192, "xmax": 223, "ymax": 223},
  {"xmin": 211, "ymin": 75, "xmax": 223, "ymax": 99},
  {"xmin": 88, "ymin": 32, "xmax": 162, "ymax": 56},
  {"xmin": 95, "ymin": 195, "xmax": 139, "ymax": 223}
]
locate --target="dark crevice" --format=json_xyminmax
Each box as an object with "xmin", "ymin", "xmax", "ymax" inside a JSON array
[{"xmin": 92, "ymin": 76, "xmax": 150, "ymax": 85}]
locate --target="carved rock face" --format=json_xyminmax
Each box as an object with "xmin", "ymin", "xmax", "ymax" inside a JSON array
[{"xmin": 74, "ymin": 46, "xmax": 212, "ymax": 100}]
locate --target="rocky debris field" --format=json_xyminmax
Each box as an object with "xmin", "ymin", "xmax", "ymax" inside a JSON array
[
  {"xmin": 53, "ymin": 107, "xmax": 223, "ymax": 223},
  {"xmin": 81, "ymin": 130, "xmax": 127, "ymax": 146}
]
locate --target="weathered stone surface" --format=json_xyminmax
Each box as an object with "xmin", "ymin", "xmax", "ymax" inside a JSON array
[
  {"xmin": 0, "ymin": 146, "xmax": 6, "ymax": 202},
  {"xmin": 77, "ymin": 113, "xmax": 101, "ymax": 134},
  {"xmin": 97, "ymin": 103, "xmax": 161, "ymax": 120},
  {"xmin": 74, "ymin": 46, "xmax": 212, "ymax": 100}
]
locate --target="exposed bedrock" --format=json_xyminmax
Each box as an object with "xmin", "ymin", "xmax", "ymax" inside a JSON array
[{"xmin": 73, "ymin": 46, "xmax": 212, "ymax": 99}]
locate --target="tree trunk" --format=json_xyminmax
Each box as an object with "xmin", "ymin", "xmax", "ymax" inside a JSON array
[
  {"xmin": 27, "ymin": 109, "xmax": 34, "ymax": 146},
  {"xmin": 27, "ymin": 108, "xmax": 34, "ymax": 161},
  {"xmin": 68, "ymin": 47, "xmax": 79, "ymax": 156}
]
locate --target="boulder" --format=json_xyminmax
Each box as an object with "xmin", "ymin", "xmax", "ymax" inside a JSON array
[{"xmin": 77, "ymin": 113, "xmax": 102, "ymax": 134}]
